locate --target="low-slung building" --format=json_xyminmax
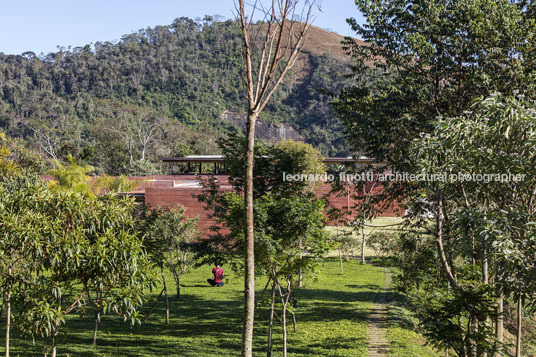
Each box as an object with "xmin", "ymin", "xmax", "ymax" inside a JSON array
[{"xmin": 123, "ymin": 156, "xmax": 403, "ymax": 238}]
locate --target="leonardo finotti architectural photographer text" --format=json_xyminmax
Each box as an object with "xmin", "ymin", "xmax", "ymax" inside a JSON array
[{"xmin": 282, "ymin": 171, "xmax": 526, "ymax": 183}]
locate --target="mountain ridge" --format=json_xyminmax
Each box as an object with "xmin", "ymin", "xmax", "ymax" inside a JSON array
[{"xmin": 0, "ymin": 17, "xmax": 356, "ymax": 174}]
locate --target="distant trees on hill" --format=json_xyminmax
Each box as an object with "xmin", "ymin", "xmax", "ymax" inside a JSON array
[{"xmin": 0, "ymin": 17, "xmax": 352, "ymax": 175}]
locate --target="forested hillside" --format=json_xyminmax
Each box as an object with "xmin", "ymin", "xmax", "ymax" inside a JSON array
[{"xmin": 0, "ymin": 16, "xmax": 352, "ymax": 174}]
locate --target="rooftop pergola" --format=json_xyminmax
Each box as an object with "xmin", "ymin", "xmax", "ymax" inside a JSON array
[{"xmin": 162, "ymin": 155, "xmax": 376, "ymax": 175}]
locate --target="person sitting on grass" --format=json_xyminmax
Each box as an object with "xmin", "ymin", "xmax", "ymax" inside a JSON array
[{"xmin": 207, "ymin": 264, "xmax": 224, "ymax": 287}]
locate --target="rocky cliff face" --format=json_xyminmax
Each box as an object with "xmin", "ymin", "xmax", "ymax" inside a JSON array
[{"xmin": 220, "ymin": 110, "xmax": 303, "ymax": 142}]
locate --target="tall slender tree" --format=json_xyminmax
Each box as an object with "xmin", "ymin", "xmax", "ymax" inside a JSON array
[{"xmin": 235, "ymin": 1, "xmax": 318, "ymax": 355}]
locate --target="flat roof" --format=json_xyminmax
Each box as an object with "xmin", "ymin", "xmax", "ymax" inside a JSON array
[{"xmin": 163, "ymin": 155, "xmax": 376, "ymax": 164}]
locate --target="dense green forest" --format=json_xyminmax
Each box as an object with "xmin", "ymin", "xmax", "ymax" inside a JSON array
[{"xmin": 0, "ymin": 16, "xmax": 351, "ymax": 175}]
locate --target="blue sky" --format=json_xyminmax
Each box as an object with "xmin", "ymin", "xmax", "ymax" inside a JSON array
[{"xmin": 0, "ymin": 1, "xmax": 364, "ymax": 55}]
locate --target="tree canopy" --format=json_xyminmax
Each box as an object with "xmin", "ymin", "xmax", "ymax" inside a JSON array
[{"xmin": 0, "ymin": 17, "xmax": 351, "ymax": 176}]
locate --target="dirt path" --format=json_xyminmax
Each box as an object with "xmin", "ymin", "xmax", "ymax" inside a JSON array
[{"xmin": 366, "ymin": 267, "xmax": 392, "ymax": 357}]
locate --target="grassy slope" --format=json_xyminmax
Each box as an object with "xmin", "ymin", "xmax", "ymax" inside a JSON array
[
  {"xmin": 386, "ymin": 293, "xmax": 444, "ymax": 357},
  {"xmin": 2, "ymin": 259, "xmax": 383, "ymax": 356}
]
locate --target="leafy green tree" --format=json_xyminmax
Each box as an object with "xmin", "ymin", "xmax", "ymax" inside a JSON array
[
  {"xmin": 0, "ymin": 131, "xmax": 20, "ymax": 179},
  {"xmin": 4, "ymin": 136, "xmax": 46, "ymax": 176},
  {"xmin": 139, "ymin": 206, "xmax": 198, "ymax": 324},
  {"xmin": 336, "ymin": 0, "xmax": 536, "ymax": 166},
  {"xmin": 75, "ymin": 195, "xmax": 153, "ymax": 345},
  {"xmin": 200, "ymin": 186, "xmax": 330, "ymax": 357},
  {"xmin": 409, "ymin": 95, "xmax": 536, "ymax": 356},
  {"xmin": 198, "ymin": 137, "xmax": 331, "ymax": 356},
  {"xmin": 217, "ymin": 134, "xmax": 325, "ymax": 198},
  {"xmin": 335, "ymin": 1, "xmax": 536, "ymax": 354},
  {"xmin": 330, "ymin": 228, "xmax": 358, "ymax": 274},
  {"xmin": 48, "ymin": 155, "xmax": 93, "ymax": 193},
  {"xmin": 255, "ymin": 194, "xmax": 330, "ymax": 356},
  {"xmin": 333, "ymin": 0, "xmax": 536, "ymax": 225},
  {"xmin": 0, "ymin": 179, "xmax": 153, "ymax": 355},
  {"xmin": 375, "ymin": 95, "xmax": 536, "ymax": 355}
]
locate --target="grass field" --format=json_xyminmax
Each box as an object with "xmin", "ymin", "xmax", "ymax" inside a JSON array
[
  {"xmin": 0, "ymin": 216, "xmax": 444, "ymax": 356},
  {"xmin": 326, "ymin": 217, "xmax": 404, "ymax": 258},
  {"xmin": 386, "ymin": 292, "xmax": 444, "ymax": 357},
  {"xmin": 0, "ymin": 217, "xmax": 445, "ymax": 356},
  {"xmin": 1, "ymin": 259, "xmax": 385, "ymax": 356}
]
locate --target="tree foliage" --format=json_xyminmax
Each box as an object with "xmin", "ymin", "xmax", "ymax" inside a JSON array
[
  {"xmin": 0, "ymin": 17, "xmax": 351, "ymax": 177},
  {"xmin": 198, "ymin": 136, "xmax": 331, "ymax": 355},
  {"xmin": 335, "ymin": 0, "xmax": 536, "ymax": 165},
  {"xmin": 0, "ymin": 178, "xmax": 153, "ymax": 354},
  {"xmin": 140, "ymin": 206, "xmax": 199, "ymax": 299},
  {"xmin": 335, "ymin": 1, "xmax": 536, "ymax": 355},
  {"xmin": 0, "ymin": 130, "xmax": 20, "ymax": 179}
]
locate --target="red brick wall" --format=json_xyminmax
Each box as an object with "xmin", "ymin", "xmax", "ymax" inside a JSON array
[
  {"xmin": 145, "ymin": 186, "xmax": 227, "ymax": 237},
  {"xmin": 142, "ymin": 176, "xmax": 403, "ymax": 238},
  {"xmin": 316, "ymin": 183, "xmax": 403, "ymax": 225}
]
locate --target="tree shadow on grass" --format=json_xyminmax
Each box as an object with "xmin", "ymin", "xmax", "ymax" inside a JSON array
[
  {"xmin": 181, "ymin": 283, "xmax": 213, "ymax": 288},
  {"xmin": 367, "ymin": 256, "xmax": 398, "ymax": 267},
  {"xmin": 5, "ymin": 278, "xmax": 382, "ymax": 356},
  {"xmin": 40, "ymin": 292, "xmax": 246, "ymax": 356},
  {"xmin": 253, "ymin": 288, "xmax": 375, "ymax": 356},
  {"xmin": 345, "ymin": 284, "xmax": 382, "ymax": 290},
  {"xmin": 384, "ymin": 290, "xmax": 418, "ymax": 330}
]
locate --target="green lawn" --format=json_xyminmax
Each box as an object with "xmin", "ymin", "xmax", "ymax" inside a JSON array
[
  {"xmin": 1, "ymin": 259, "xmax": 384, "ymax": 356},
  {"xmin": 1, "ymin": 258, "xmax": 441, "ymax": 356},
  {"xmin": 386, "ymin": 294, "xmax": 444, "ymax": 357},
  {"xmin": 327, "ymin": 217, "xmax": 404, "ymax": 258}
]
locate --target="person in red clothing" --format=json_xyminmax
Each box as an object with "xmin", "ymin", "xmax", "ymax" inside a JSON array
[{"xmin": 207, "ymin": 264, "xmax": 224, "ymax": 287}]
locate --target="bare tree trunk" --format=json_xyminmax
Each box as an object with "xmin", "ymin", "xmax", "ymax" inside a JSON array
[
  {"xmin": 471, "ymin": 316, "xmax": 478, "ymax": 357},
  {"xmin": 143, "ymin": 288, "xmax": 165, "ymax": 322},
  {"xmin": 516, "ymin": 296, "xmax": 522, "ymax": 357},
  {"xmin": 298, "ymin": 239, "xmax": 303, "ymax": 288},
  {"xmin": 292, "ymin": 309, "xmax": 297, "ymax": 333},
  {"xmin": 242, "ymin": 110, "xmax": 257, "ymax": 357},
  {"xmin": 51, "ymin": 326, "xmax": 58, "ymax": 357},
  {"xmin": 276, "ymin": 280, "xmax": 292, "ymax": 357},
  {"xmin": 446, "ymin": 281, "xmax": 450, "ymax": 357},
  {"xmin": 482, "ymin": 247, "xmax": 488, "ymax": 357},
  {"xmin": 93, "ymin": 311, "xmax": 99, "ymax": 345},
  {"xmin": 50, "ymin": 294, "xmax": 63, "ymax": 357},
  {"xmin": 339, "ymin": 248, "xmax": 343, "ymax": 274},
  {"xmin": 0, "ymin": 298, "xmax": 4, "ymax": 327},
  {"xmin": 495, "ymin": 294, "xmax": 503, "ymax": 357},
  {"xmin": 282, "ymin": 299, "xmax": 287, "ymax": 357},
  {"xmin": 128, "ymin": 137, "xmax": 133, "ymax": 166},
  {"xmin": 140, "ymin": 147, "xmax": 146, "ymax": 161},
  {"xmin": 436, "ymin": 193, "xmax": 459, "ymax": 289},
  {"xmin": 267, "ymin": 282, "xmax": 276, "ymax": 357},
  {"xmin": 170, "ymin": 268, "xmax": 182, "ymax": 299},
  {"xmin": 361, "ymin": 225, "xmax": 366, "ymax": 264},
  {"xmin": 161, "ymin": 266, "xmax": 169, "ymax": 324},
  {"xmin": 5, "ymin": 288, "xmax": 10, "ymax": 357},
  {"xmin": 460, "ymin": 315, "xmax": 468, "ymax": 357}
]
